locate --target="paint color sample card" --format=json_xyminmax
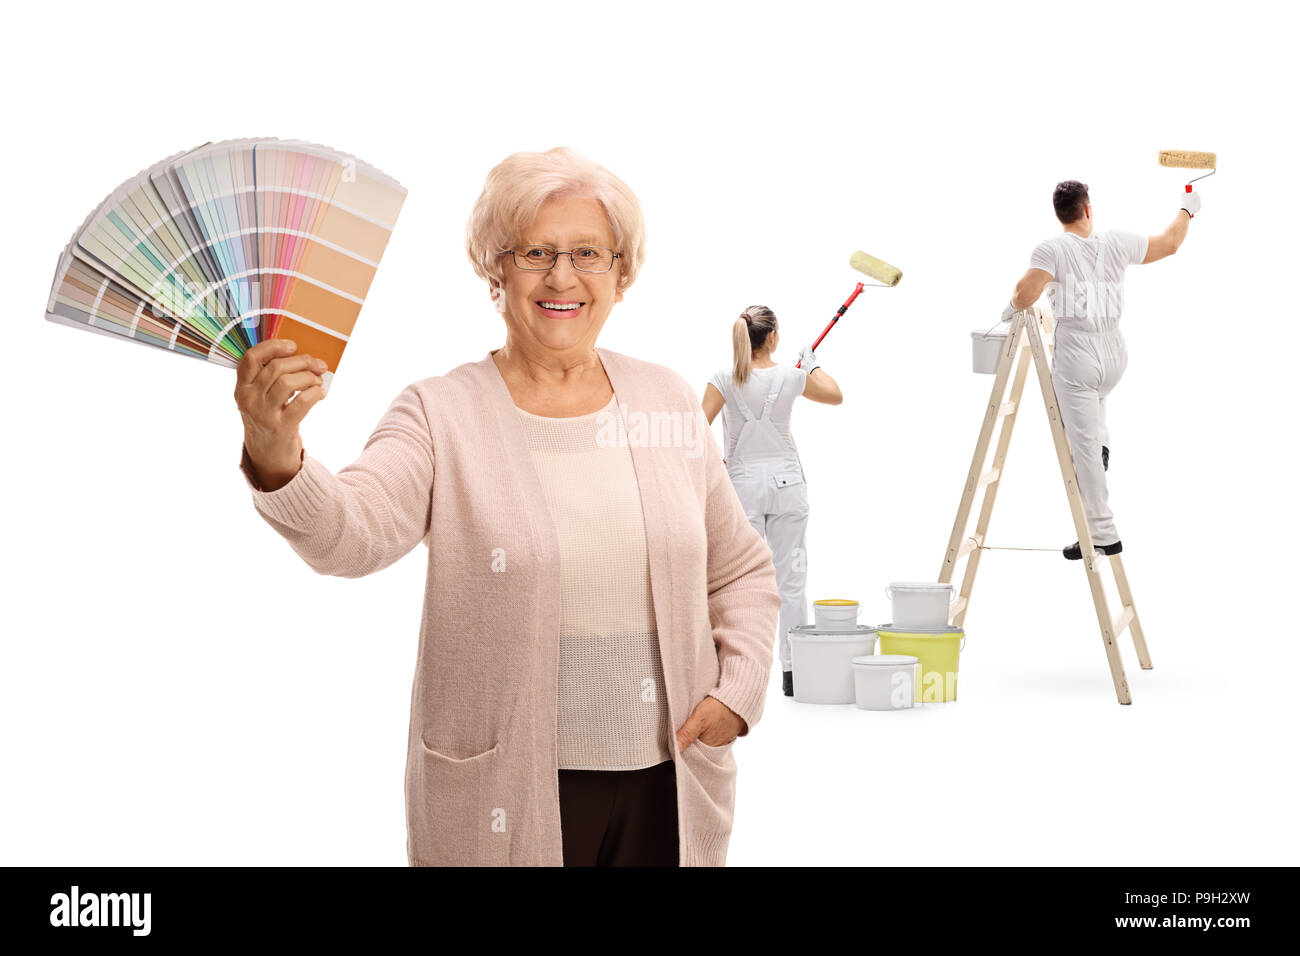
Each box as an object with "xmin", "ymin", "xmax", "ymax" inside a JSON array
[{"xmin": 45, "ymin": 138, "xmax": 406, "ymax": 389}]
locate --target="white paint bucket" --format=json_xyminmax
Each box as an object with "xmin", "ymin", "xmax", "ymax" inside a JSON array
[
  {"xmin": 852, "ymin": 655, "xmax": 919, "ymax": 711},
  {"xmin": 812, "ymin": 599, "xmax": 861, "ymax": 629},
  {"xmin": 788, "ymin": 625, "xmax": 878, "ymax": 704},
  {"xmin": 885, "ymin": 582, "xmax": 953, "ymax": 629},
  {"xmin": 971, "ymin": 328, "xmax": 1009, "ymax": 374}
]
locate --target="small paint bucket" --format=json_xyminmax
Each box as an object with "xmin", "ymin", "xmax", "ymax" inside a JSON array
[
  {"xmin": 813, "ymin": 599, "xmax": 861, "ymax": 629},
  {"xmin": 789, "ymin": 625, "xmax": 877, "ymax": 704},
  {"xmin": 971, "ymin": 328, "xmax": 1009, "ymax": 374},
  {"xmin": 852, "ymin": 655, "xmax": 919, "ymax": 710},
  {"xmin": 877, "ymin": 624, "xmax": 966, "ymax": 703},
  {"xmin": 885, "ymin": 582, "xmax": 952, "ymax": 629}
]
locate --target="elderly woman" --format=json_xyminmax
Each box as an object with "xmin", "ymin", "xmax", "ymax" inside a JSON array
[{"xmin": 234, "ymin": 147, "xmax": 779, "ymax": 866}]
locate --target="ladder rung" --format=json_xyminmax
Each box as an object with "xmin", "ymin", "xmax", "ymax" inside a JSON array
[
  {"xmin": 977, "ymin": 468, "xmax": 1000, "ymax": 490},
  {"xmin": 957, "ymin": 534, "xmax": 983, "ymax": 559},
  {"xmin": 997, "ymin": 401, "xmax": 1017, "ymax": 417},
  {"xmin": 1112, "ymin": 607, "xmax": 1135, "ymax": 638},
  {"xmin": 950, "ymin": 596, "xmax": 968, "ymax": 616}
]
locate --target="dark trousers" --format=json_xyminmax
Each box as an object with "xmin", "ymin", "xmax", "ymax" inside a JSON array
[{"xmin": 558, "ymin": 759, "xmax": 679, "ymax": 866}]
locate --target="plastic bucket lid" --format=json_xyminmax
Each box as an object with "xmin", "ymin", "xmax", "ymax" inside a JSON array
[
  {"xmin": 852, "ymin": 654, "xmax": 919, "ymax": 667},
  {"xmin": 814, "ymin": 599, "xmax": 860, "ymax": 606},
  {"xmin": 877, "ymin": 622, "xmax": 964, "ymax": 636},
  {"xmin": 791, "ymin": 624, "xmax": 878, "ymax": 636},
  {"xmin": 888, "ymin": 582, "xmax": 952, "ymax": 591},
  {"xmin": 791, "ymin": 630, "xmax": 879, "ymax": 643},
  {"xmin": 972, "ymin": 329, "xmax": 1009, "ymax": 339}
]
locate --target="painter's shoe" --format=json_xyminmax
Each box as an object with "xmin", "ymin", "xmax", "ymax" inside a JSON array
[
  {"xmin": 782, "ymin": 671, "xmax": 794, "ymax": 697},
  {"xmin": 1063, "ymin": 540, "xmax": 1123, "ymax": 561},
  {"xmin": 1102, "ymin": 445, "xmax": 1110, "ymax": 472}
]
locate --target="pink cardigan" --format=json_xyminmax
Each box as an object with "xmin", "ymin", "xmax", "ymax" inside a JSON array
[{"xmin": 239, "ymin": 347, "xmax": 779, "ymax": 865}]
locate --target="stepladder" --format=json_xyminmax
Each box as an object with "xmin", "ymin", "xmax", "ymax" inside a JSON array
[{"xmin": 940, "ymin": 306, "xmax": 1152, "ymax": 704}]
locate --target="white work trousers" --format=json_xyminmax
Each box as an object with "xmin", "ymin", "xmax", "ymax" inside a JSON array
[
  {"xmin": 728, "ymin": 458, "xmax": 809, "ymax": 672},
  {"xmin": 1051, "ymin": 326, "xmax": 1128, "ymax": 545}
]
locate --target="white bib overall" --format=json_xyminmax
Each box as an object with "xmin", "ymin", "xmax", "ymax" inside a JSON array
[{"xmin": 719, "ymin": 372, "xmax": 809, "ymax": 672}]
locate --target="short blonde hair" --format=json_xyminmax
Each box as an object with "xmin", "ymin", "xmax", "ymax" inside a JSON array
[{"xmin": 466, "ymin": 147, "xmax": 646, "ymax": 294}]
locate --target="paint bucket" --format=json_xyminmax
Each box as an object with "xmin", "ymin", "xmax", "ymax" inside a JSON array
[
  {"xmin": 788, "ymin": 625, "xmax": 878, "ymax": 704},
  {"xmin": 876, "ymin": 624, "xmax": 965, "ymax": 703},
  {"xmin": 971, "ymin": 328, "xmax": 1009, "ymax": 374},
  {"xmin": 852, "ymin": 655, "xmax": 919, "ymax": 711},
  {"xmin": 884, "ymin": 582, "xmax": 952, "ymax": 629},
  {"xmin": 813, "ymin": 599, "xmax": 861, "ymax": 629}
]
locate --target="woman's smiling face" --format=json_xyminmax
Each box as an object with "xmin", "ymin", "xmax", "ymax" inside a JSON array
[{"xmin": 499, "ymin": 195, "xmax": 623, "ymax": 355}]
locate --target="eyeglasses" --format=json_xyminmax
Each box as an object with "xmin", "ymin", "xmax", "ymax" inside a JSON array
[{"xmin": 499, "ymin": 245, "xmax": 621, "ymax": 274}]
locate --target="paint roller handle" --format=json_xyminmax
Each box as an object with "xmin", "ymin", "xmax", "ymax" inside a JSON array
[
  {"xmin": 797, "ymin": 334, "xmax": 827, "ymax": 368},
  {"xmin": 797, "ymin": 283, "xmax": 865, "ymax": 367},
  {"xmin": 841, "ymin": 282, "xmax": 866, "ymax": 312}
]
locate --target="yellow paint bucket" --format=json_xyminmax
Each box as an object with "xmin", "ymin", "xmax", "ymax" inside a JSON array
[{"xmin": 876, "ymin": 624, "xmax": 965, "ymax": 702}]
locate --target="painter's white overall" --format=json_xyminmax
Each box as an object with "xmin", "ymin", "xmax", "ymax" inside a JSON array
[
  {"xmin": 1031, "ymin": 230, "xmax": 1149, "ymax": 545},
  {"xmin": 713, "ymin": 367, "xmax": 808, "ymax": 671}
]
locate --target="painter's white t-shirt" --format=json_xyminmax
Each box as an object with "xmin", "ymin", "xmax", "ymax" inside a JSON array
[
  {"xmin": 708, "ymin": 365, "xmax": 807, "ymax": 461},
  {"xmin": 1028, "ymin": 230, "xmax": 1148, "ymax": 332}
]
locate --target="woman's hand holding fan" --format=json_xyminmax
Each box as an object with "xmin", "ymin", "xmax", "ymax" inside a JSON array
[{"xmin": 235, "ymin": 339, "xmax": 328, "ymax": 492}]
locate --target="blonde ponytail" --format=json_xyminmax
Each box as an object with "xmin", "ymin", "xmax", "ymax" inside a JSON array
[
  {"xmin": 732, "ymin": 305, "xmax": 778, "ymax": 386},
  {"xmin": 732, "ymin": 317, "xmax": 752, "ymax": 386}
]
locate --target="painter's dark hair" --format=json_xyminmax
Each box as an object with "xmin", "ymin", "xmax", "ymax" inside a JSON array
[{"xmin": 1053, "ymin": 180, "xmax": 1090, "ymax": 225}]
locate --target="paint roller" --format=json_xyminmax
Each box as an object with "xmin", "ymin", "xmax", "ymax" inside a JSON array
[
  {"xmin": 795, "ymin": 251, "xmax": 902, "ymax": 369},
  {"xmin": 1158, "ymin": 149, "xmax": 1217, "ymax": 218}
]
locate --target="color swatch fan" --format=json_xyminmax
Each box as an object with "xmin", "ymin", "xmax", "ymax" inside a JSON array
[{"xmin": 44, "ymin": 138, "xmax": 406, "ymax": 390}]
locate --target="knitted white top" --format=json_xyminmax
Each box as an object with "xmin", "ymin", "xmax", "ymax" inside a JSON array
[{"xmin": 517, "ymin": 394, "xmax": 674, "ymax": 771}]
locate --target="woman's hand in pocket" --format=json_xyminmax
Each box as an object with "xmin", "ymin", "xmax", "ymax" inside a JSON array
[{"xmin": 676, "ymin": 695, "xmax": 745, "ymax": 752}]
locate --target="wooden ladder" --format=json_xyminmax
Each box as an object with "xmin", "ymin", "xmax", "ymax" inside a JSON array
[{"xmin": 939, "ymin": 306, "xmax": 1152, "ymax": 704}]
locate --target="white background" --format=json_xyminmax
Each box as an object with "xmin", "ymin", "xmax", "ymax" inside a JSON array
[{"xmin": 3, "ymin": 0, "xmax": 1296, "ymax": 866}]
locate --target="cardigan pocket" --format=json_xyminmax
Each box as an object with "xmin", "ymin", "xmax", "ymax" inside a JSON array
[
  {"xmin": 411, "ymin": 739, "xmax": 511, "ymax": 866},
  {"xmin": 679, "ymin": 737, "xmax": 737, "ymax": 862},
  {"xmin": 682, "ymin": 738, "xmax": 737, "ymax": 803},
  {"xmin": 691, "ymin": 738, "xmax": 735, "ymax": 759}
]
